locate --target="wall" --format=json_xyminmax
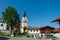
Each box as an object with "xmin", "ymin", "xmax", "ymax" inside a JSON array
[
  {"xmin": 0, "ymin": 23, "xmax": 7, "ymax": 30},
  {"xmin": 28, "ymin": 29, "xmax": 41, "ymax": 37},
  {"xmin": 53, "ymin": 33, "xmax": 60, "ymax": 38},
  {"xmin": 0, "ymin": 30, "xmax": 11, "ymax": 35},
  {"xmin": 28, "ymin": 30, "xmax": 40, "ymax": 34}
]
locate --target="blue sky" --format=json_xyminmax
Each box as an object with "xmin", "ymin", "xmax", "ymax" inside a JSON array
[{"xmin": 0, "ymin": 0, "xmax": 60, "ymax": 28}]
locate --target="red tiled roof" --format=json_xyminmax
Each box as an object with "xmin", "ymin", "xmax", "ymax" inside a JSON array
[
  {"xmin": 16, "ymin": 24, "xmax": 22, "ymax": 28},
  {"xmin": 51, "ymin": 28, "xmax": 60, "ymax": 33},
  {"xmin": 0, "ymin": 18, "xmax": 5, "ymax": 23},
  {"xmin": 27, "ymin": 26, "xmax": 40, "ymax": 30},
  {"xmin": 40, "ymin": 26, "xmax": 54, "ymax": 30},
  {"xmin": 39, "ymin": 26, "xmax": 54, "ymax": 33}
]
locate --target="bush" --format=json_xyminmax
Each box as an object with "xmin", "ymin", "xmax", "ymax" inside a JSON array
[
  {"xmin": 26, "ymin": 34, "xmax": 30, "ymax": 37},
  {"xmin": 25, "ymin": 32, "xmax": 30, "ymax": 37},
  {"xmin": 52, "ymin": 38, "xmax": 56, "ymax": 40},
  {"xmin": 13, "ymin": 30, "xmax": 22, "ymax": 37},
  {"xmin": 0, "ymin": 32, "xmax": 4, "ymax": 36},
  {"xmin": 32, "ymin": 35, "xmax": 34, "ymax": 38}
]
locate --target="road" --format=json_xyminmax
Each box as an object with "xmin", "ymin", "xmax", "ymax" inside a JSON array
[{"xmin": 0, "ymin": 36, "xmax": 53, "ymax": 40}]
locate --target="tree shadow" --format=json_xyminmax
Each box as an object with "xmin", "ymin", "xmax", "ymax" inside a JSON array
[{"xmin": 0, "ymin": 37, "xmax": 10, "ymax": 40}]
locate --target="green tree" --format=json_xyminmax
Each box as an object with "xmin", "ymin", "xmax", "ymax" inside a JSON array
[{"xmin": 2, "ymin": 6, "xmax": 20, "ymax": 36}]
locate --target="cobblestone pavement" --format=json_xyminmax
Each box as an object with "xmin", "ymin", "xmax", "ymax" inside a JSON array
[{"xmin": 0, "ymin": 36, "xmax": 52, "ymax": 40}]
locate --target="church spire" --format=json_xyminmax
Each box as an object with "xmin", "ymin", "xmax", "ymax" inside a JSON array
[{"xmin": 23, "ymin": 10, "xmax": 26, "ymax": 17}]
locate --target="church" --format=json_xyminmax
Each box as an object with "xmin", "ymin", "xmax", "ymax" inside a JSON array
[
  {"xmin": 20, "ymin": 11, "xmax": 41, "ymax": 38},
  {"xmin": 0, "ymin": 11, "xmax": 41, "ymax": 38},
  {"xmin": 0, "ymin": 11, "xmax": 60, "ymax": 38}
]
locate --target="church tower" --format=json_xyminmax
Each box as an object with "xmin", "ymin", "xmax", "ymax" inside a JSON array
[
  {"xmin": 20, "ymin": 10, "xmax": 28, "ymax": 33},
  {"xmin": 22, "ymin": 10, "xmax": 28, "ymax": 28}
]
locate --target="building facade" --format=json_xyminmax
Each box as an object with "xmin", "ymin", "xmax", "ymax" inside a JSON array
[
  {"xmin": 27, "ymin": 27, "xmax": 41, "ymax": 38},
  {"xmin": 0, "ymin": 18, "xmax": 7, "ymax": 30}
]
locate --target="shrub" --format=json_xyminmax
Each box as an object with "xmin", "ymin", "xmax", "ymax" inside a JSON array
[
  {"xmin": 0, "ymin": 32, "xmax": 4, "ymax": 36},
  {"xmin": 52, "ymin": 38, "xmax": 56, "ymax": 40},
  {"xmin": 25, "ymin": 32, "xmax": 30, "ymax": 37}
]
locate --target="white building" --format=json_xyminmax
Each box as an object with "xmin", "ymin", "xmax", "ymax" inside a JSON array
[
  {"xmin": 27, "ymin": 27, "xmax": 41, "ymax": 38},
  {"xmin": 0, "ymin": 18, "xmax": 8, "ymax": 30}
]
